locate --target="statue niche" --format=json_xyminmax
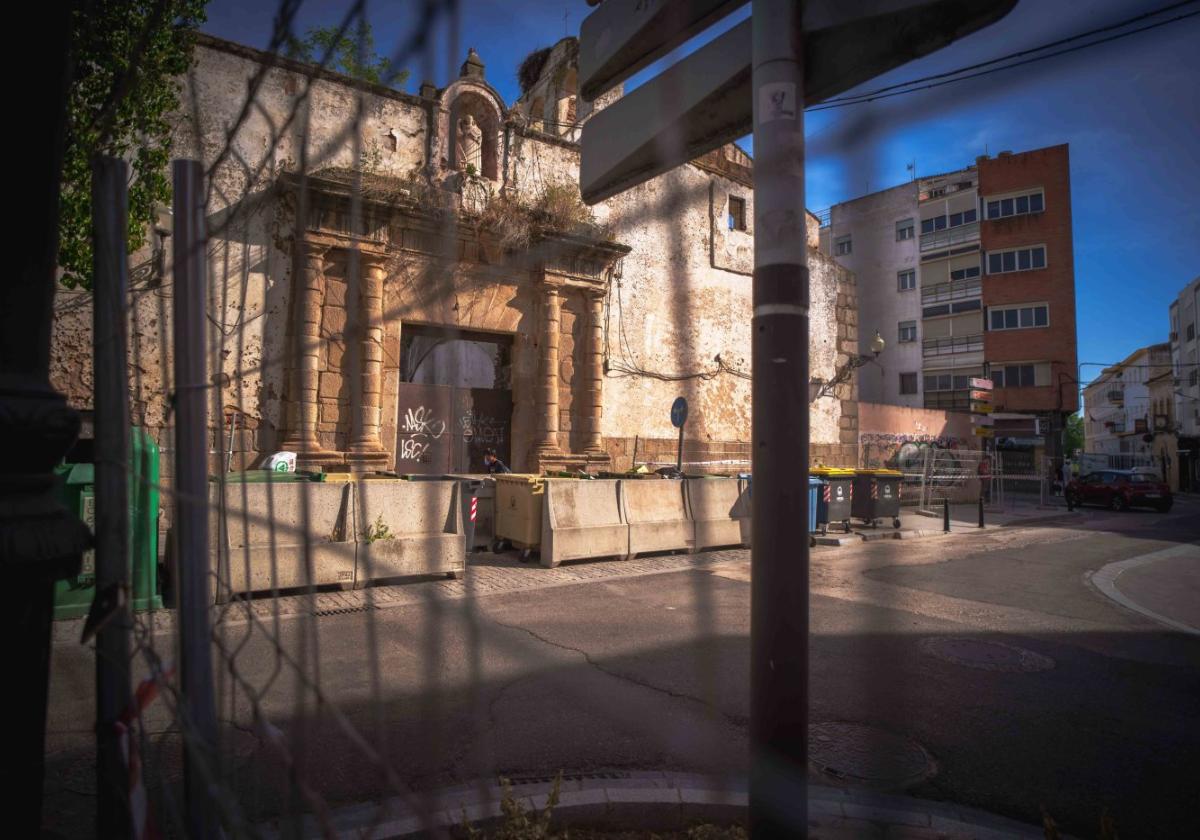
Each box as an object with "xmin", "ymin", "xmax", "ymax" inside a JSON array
[
  {"xmin": 447, "ymin": 92, "xmax": 499, "ymax": 181},
  {"xmin": 455, "ymin": 115, "xmax": 483, "ymax": 175}
]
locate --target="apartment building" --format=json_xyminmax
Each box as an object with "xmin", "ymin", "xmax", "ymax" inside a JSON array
[
  {"xmin": 822, "ymin": 144, "xmax": 1079, "ymax": 458},
  {"xmin": 1082, "ymin": 343, "xmax": 1172, "ymax": 459},
  {"xmin": 1168, "ymin": 276, "xmax": 1200, "ymax": 489}
]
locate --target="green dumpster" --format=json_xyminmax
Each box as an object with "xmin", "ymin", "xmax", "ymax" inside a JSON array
[{"xmin": 53, "ymin": 427, "xmax": 163, "ymax": 620}]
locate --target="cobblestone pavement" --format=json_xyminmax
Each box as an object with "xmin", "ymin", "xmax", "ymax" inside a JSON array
[{"xmin": 53, "ymin": 548, "xmax": 751, "ymax": 643}]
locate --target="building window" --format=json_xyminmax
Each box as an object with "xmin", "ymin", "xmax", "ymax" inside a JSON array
[
  {"xmin": 988, "ymin": 303, "xmax": 1049, "ymax": 331},
  {"xmin": 898, "ymin": 269, "xmax": 916, "ymax": 291},
  {"xmin": 921, "ymin": 210, "xmax": 977, "ymax": 234},
  {"xmin": 985, "ymin": 189, "xmax": 1045, "ymax": 220},
  {"xmin": 835, "ymin": 234, "xmax": 852, "ymax": 256},
  {"xmin": 1188, "ymin": 323, "xmax": 1196, "ymax": 341},
  {"xmin": 992, "ymin": 363, "xmax": 1049, "ymax": 388},
  {"xmin": 896, "ymin": 218, "xmax": 914, "ymax": 240},
  {"xmin": 951, "ymin": 299, "xmax": 981, "ymax": 313},
  {"xmin": 899, "ymin": 372, "xmax": 919, "ymax": 394},
  {"xmin": 987, "ymin": 245, "xmax": 1047, "ymax": 274},
  {"xmin": 923, "ymin": 372, "xmax": 975, "ymax": 391},
  {"xmin": 728, "ymin": 195, "xmax": 747, "ymax": 231},
  {"xmin": 950, "ymin": 265, "xmax": 981, "ymax": 281},
  {"xmin": 898, "ymin": 321, "xmax": 917, "ymax": 343}
]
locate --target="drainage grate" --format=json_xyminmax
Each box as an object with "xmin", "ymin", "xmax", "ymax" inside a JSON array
[
  {"xmin": 808, "ymin": 722, "xmax": 936, "ymax": 789},
  {"xmin": 312, "ymin": 603, "xmax": 378, "ymax": 618},
  {"xmin": 919, "ymin": 637, "xmax": 1055, "ymax": 673}
]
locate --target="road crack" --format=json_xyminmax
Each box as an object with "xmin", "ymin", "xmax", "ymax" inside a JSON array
[{"xmin": 484, "ymin": 615, "xmax": 747, "ymax": 728}]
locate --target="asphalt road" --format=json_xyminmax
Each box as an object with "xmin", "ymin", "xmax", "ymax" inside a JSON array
[{"xmin": 42, "ymin": 499, "xmax": 1200, "ymax": 838}]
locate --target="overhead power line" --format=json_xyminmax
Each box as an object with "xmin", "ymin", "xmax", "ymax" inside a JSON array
[{"xmin": 808, "ymin": 2, "xmax": 1200, "ymax": 112}]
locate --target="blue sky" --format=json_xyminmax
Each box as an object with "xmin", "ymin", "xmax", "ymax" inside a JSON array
[{"xmin": 200, "ymin": 0, "xmax": 1200, "ymax": 389}]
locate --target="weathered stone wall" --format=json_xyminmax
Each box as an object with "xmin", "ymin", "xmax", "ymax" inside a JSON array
[{"xmin": 50, "ymin": 35, "xmax": 857, "ymax": 478}]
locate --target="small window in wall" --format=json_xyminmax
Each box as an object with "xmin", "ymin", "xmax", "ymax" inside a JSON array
[
  {"xmin": 950, "ymin": 265, "xmax": 981, "ymax": 281},
  {"xmin": 898, "ymin": 321, "xmax": 917, "ymax": 343},
  {"xmin": 992, "ymin": 363, "xmax": 1046, "ymax": 388},
  {"xmin": 988, "ymin": 303, "xmax": 1049, "ymax": 331},
  {"xmin": 835, "ymin": 234, "xmax": 852, "ymax": 256},
  {"xmin": 987, "ymin": 245, "xmax": 1047, "ymax": 274},
  {"xmin": 899, "ymin": 372, "xmax": 919, "ymax": 395},
  {"xmin": 898, "ymin": 269, "xmax": 916, "ymax": 291},
  {"xmin": 896, "ymin": 218, "xmax": 914, "ymax": 240},
  {"xmin": 728, "ymin": 195, "xmax": 747, "ymax": 231},
  {"xmin": 985, "ymin": 189, "xmax": 1045, "ymax": 219}
]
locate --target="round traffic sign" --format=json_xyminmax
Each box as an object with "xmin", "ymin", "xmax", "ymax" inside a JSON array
[{"xmin": 670, "ymin": 396, "xmax": 688, "ymax": 428}]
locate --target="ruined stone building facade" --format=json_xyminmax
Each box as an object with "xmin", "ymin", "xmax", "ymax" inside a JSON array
[{"xmin": 51, "ymin": 36, "xmax": 860, "ymax": 475}]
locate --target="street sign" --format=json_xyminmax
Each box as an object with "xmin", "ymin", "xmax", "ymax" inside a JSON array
[
  {"xmin": 969, "ymin": 377, "xmax": 994, "ymax": 390},
  {"xmin": 580, "ymin": 0, "xmax": 1017, "ymax": 203},
  {"xmin": 579, "ymin": 0, "xmax": 745, "ymax": 101},
  {"xmin": 671, "ymin": 396, "xmax": 689, "ymax": 428},
  {"xmin": 969, "ymin": 389, "xmax": 993, "ymax": 403},
  {"xmin": 974, "ymin": 427, "xmax": 996, "ymax": 438},
  {"xmin": 971, "ymin": 404, "xmax": 995, "ymax": 417}
]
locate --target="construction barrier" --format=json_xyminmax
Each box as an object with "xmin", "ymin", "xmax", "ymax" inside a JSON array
[
  {"xmin": 622, "ymin": 478, "xmax": 695, "ymax": 557},
  {"xmin": 685, "ymin": 477, "xmax": 751, "ymax": 551},
  {"xmin": 212, "ymin": 479, "xmax": 356, "ymax": 601},
  {"xmin": 355, "ymin": 479, "xmax": 465, "ymax": 584},
  {"xmin": 540, "ymin": 478, "xmax": 627, "ymax": 568}
]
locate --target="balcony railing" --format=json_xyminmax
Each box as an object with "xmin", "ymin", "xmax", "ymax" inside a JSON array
[
  {"xmin": 922, "ymin": 278, "xmax": 982, "ymax": 305},
  {"xmin": 919, "ymin": 221, "xmax": 979, "ymax": 252},
  {"xmin": 922, "ymin": 334, "xmax": 984, "ymax": 358}
]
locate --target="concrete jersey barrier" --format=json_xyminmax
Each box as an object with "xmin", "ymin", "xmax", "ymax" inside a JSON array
[
  {"xmin": 355, "ymin": 479, "xmax": 464, "ymax": 584},
  {"xmin": 540, "ymin": 478, "xmax": 628, "ymax": 568},
  {"xmin": 685, "ymin": 478, "xmax": 751, "ymax": 551},
  {"xmin": 211, "ymin": 479, "xmax": 356, "ymax": 600},
  {"xmin": 622, "ymin": 479, "xmax": 695, "ymax": 557}
]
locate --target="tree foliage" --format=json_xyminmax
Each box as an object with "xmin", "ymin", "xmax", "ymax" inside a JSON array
[
  {"xmin": 284, "ymin": 22, "xmax": 408, "ymax": 89},
  {"xmin": 59, "ymin": 0, "xmax": 208, "ymax": 290},
  {"xmin": 1064, "ymin": 412, "xmax": 1085, "ymax": 455}
]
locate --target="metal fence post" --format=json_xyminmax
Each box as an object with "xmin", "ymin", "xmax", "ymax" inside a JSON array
[
  {"xmin": 751, "ymin": 0, "xmax": 809, "ymax": 833},
  {"xmin": 173, "ymin": 159, "xmax": 219, "ymax": 839},
  {"xmin": 92, "ymin": 155, "xmax": 133, "ymax": 839}
]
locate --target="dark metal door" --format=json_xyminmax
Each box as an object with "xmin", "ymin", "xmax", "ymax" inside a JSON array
[
  {"xmin": 394, "ymin": 383, "xmax": 453, "ymax": 474},
  {"xmin": 452, "ymin": 388, "xmax": 512, "ymax": 473}
]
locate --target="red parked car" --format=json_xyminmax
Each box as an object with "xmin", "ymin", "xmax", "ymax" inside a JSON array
[{"xmin": 1065, "ymin": 470, "xmax": 1173, "ymax": 512}]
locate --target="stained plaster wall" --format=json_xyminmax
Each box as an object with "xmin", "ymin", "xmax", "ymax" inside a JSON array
[{"xmin": 50, "ymin": 35, "xmax": 858, "ymax": 478}]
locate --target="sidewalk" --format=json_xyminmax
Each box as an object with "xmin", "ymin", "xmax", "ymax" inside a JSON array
[
  {"xmin": 266, "ymin": 771, "xmax": 1060, "ymax": 839},
  {"xmin": 813, "ymin": 501, "xmax": 1078, "ymax": 545},
  {"xmin": 1089, "ymin": 542, "xmax": 1200, "ymax": 635}
]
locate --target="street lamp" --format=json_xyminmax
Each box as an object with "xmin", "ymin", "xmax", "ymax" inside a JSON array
[{"xmin": 813, "ymin": 330, "xmax": 885, "ymax": 401}]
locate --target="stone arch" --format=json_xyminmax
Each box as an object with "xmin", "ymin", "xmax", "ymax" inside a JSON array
[
  {"xmin": 528, "ymin": 95, "xmax": 545, "ymax": 131},
  {"xmin": 554, "ymin": 66, "xmax": 577, "ymax": 132}
]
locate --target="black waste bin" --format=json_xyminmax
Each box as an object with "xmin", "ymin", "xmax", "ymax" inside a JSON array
[
  {"xmin": 811, "ymin": 467, "xmax": 854, "ymax": 534},
  {"xmin": 851, "ymin": 469, "xmax": 903, "ymax": 528}
]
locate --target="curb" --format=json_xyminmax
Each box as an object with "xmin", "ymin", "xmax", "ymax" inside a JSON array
[
  {"xmin": 264, "ymin": 772, "xmax": 1059, "ymax": 839},
  {"xmin": 1085, "ymin": 543, "xmax": 1200, "ymax": 636}
]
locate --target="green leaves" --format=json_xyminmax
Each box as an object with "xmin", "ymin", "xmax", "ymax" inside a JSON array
[
  {"xmin": 59, "ymin": 0, "xmax": 208, "ymax": 289},
  {"xmin": 283, "ymin": 22, "xmax": 409, "ymax": 90}
]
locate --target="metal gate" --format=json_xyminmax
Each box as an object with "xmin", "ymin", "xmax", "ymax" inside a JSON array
[{"xmin": 395, "ymin": 383, "xmax": 511, "ymax": 474}]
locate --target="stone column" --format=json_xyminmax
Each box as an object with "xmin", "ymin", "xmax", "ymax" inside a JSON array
[
  {"xmin": 346, "ymin": 251, "xmax": 389, "ymax": 467},
  {"xmin": 281, "ymin": 240, "xmax": 339, "ymax": 465},
  {"xmin": 583, "ymin": 288, "xmax": 605, "ymax": 454},
  {"xmin": 535, "ymin": 281, "xmax": 563, "ymax": 454}
]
